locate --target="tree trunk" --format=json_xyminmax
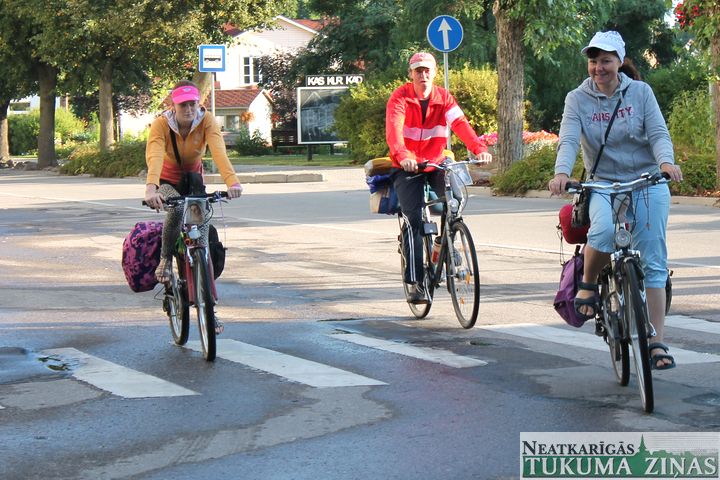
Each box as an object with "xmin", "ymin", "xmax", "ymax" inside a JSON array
[
  {"xmin": 712, "ymin": 35, "xmax": 720, "ymax": 190},
  {"xmin": 0, "ymin": 99, "xmax": 9, "ymax": 162},
  {"xmin": 192, "ymin": 71, "xmax": 213, "ymax": 105},
  {"xmin": 99, "ymin": 61, "xmax": 114, "ymax": 150},
  {"xmin": 37, "ymin": 63, "xmax": 58, "ymax": 169},
  {"xmin": 493, "ymin": 0, "xmax": 525, "ymax": 172}
]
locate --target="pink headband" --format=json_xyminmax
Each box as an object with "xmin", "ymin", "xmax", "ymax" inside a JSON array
[{"xmin": 171, "ymin": 85, "xmax": 200, "ymax": 104}]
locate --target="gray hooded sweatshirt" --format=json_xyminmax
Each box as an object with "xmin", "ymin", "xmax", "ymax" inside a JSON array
[{"xmin": 555, "ymin": 72, "xmax": 674, "ymax": 182}]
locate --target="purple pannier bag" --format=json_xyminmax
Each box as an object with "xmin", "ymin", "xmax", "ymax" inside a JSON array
[
  {"xmin": 553, "ymin": 245, "xmax": 587, "ymax": 328},
  {"xmin": 122, "ymin": 221, "xmax": 163, "ymax": 292}
]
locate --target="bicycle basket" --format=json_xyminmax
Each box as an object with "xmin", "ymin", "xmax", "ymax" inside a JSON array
[{"xmin": 451, "ymin": 162, "xmax": 473, "ymax": 186}]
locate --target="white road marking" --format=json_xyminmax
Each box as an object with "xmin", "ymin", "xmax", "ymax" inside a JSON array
[
  {"xmin": 480, "ymin": 323, "xmax": 720, "ymax": 365},
  {"xmin": 41, "ymin": 348, "xmax": 198, "ymax": 398},
  {"xmin": 666, "ymin": 315, "xmax": 720, "ymax": 335},
  {"xmin": 331, "ymin": 333, "xmax": 487, "ymax": 368},
  {"xmin": 185, "ymin": 340, "xmax": 386, "ymax": 388}
]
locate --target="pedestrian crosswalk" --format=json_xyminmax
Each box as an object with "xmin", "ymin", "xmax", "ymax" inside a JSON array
[
  {"xmin": 40, "ymin": 347, "xmax": 199, "ymax": 398},
  {"xmin": 2, "ymin": 315, "xmax": 718, "ymax": 407},
  {"xmin": 184, "ymin": 339, "xmax": 387, "ymax": 387}
]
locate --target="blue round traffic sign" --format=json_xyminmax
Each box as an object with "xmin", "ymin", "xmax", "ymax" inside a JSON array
[{"xmin": 426, "ymin": 15, "xmax": 463, "ymax": 53}]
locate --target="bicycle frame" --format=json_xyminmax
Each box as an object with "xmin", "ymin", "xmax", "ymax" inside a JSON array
[
  {"xmin": 176, "ymin": 197, "xmax": 217, "ymax": 303},
  {"xmin": 423, "ymin": 160, "xmax": 472, "ymax": 287}
]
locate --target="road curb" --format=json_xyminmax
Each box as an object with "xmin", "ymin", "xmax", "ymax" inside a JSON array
[
  {"xmin": 467, "ymin": 186, "xmax": 720, "ymax": 208},
  {"xmin": 204, "ymin": 172, "xmax": 324, "ymax": 184}
]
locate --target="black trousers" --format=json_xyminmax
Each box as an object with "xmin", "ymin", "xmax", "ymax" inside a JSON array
[{"xmin": 392, "ymin": 168, "xmax": 445, "ymax": 285}]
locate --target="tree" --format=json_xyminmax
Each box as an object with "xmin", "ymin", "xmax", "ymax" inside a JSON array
[
  {"xmin": 675, "ymin": 0, "xmax": 720, "ymax": 188},
  {"xmin": 492, "ymin": 0, "xmax": 611, "ymax": 171},
  {"xmin": 9, "ymin": 0, "xmax": 290, "ymax": 157},
  {"xmin": 0, "ymin": 1, "xmax": 37, "ymax": 162}
]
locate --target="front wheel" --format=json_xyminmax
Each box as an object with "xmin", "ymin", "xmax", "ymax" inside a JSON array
[
  {"xmin": 622, "ymin": 261, "xmax": 654, "ymax": 413},
  {"xmin": 166, "ymin": 253, "xmax": 190, "ymax": 345},
  {"xmin": 599, "ymin": 269, "xmax": 629, "ymax": 386},
  {"xmin": 446, "ymin": 221, "xmax": 480, "ymax": 329},
  {"xmin": 192, "ymin": 248, "xmax": 216, "ymax": 361}
]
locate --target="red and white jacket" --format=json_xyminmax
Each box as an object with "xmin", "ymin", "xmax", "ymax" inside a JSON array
[{"xmin": 386, "ymin": 83, "xmax": 487, "ymax": 168}]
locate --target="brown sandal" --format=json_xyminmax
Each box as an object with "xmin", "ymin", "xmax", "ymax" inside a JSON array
[{"xmin": 156, "ymin": 256, "xmax": 173, "ymax": 284}]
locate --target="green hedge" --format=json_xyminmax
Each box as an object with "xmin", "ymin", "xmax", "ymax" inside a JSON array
[
  {"xmin": 60, "ymin": 140, "xmax": 146, "ymax": 177},
  {"xmin": 8, "ymin": 108, "xmax": 87, "ymax": 155},
  {"xmin": 671, "ymin": 153, "xmax": 717, "ymax": 196},
  {"xmin": 490, "ymin": 146, "xmax": 583, "ymax": 195},
  {"xmin": 491, "ymin": 146, "xmax": 717, "ymax": 196}
]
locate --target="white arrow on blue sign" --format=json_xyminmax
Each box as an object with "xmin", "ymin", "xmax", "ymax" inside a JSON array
[{"xmin": 426, "ymin": 15, "xmax": 463, "ymax": 53}]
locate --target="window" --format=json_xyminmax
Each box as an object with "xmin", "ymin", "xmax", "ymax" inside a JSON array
[
  {"xmin": 242, "ymin": 57, "xmax": 262, "ymax": 85},
  {"xmin": 225, "ymin": 115, "xmax": 240, "ymax": 132}
]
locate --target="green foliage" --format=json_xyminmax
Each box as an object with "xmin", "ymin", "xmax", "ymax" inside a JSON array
[
  {"xmin": 667, "ymin": 88, "xmax": 716, "ymax": 155},
  {"xmin": 59, "ymin": 139, "xmax": 146, "ymax": 177},
  {"xmin": 334, "ymin": 79, "xmax": 402, "ymax": 161},
  {"xmin": 645, "ymin": 56, "xmax": 709, "ymax": 119},
  {"xmin": 54, "ymin": 108, "xmax": 86, "ymax": 145},
  {"xmin": 490, "ymin": 145, "xmax": 584, "ymax": 195},
  {"xmin": 436, "ymin": 66, "xmax": 499, "ymax": 160},
  {"xmin": 489, "ymin": 145, "xmax": 558, "ymax": 195},
  {"xmin": 8, "ymin": 110, "xmax": 40, "ymax": 155},
  {"xmin": 234, "ymin": 128, "xmax": 272, "ymax": 156},
  {"xmin": 671, "ymin": 152, "xmax": 718, "ymax": 195}
]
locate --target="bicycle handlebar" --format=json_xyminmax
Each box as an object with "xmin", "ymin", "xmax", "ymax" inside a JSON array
[
  {"xmin": 565, "ymin": 172, "xmax": 670, "ymax": 194},
  {"xmin": 142, "ymin": 191, "xmax": 229, "ymax": 208},
  {"xmin": 416, "ymin": 158, "xmax": 487, "ymax": 172}
]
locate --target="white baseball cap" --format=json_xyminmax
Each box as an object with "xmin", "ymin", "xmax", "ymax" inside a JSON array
[
  {"xmin": 409, "ymin": 52, "xmax": 436, "ymax": 70},
  {"xmin": 581, "ymin": 31, "xmax": 625, "ymax": 63}
]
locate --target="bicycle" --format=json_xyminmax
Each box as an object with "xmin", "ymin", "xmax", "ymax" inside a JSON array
[
  {"xmin": 144, "ymin": 191, "xmax": 227, "ymax": 361},
  {"xmin": 398, "ymin": 158, "xmax": 485, "ymax": 328},
  {"xmin": 566, "ymin": 172, "xmax": 670, "ymax": 413}
]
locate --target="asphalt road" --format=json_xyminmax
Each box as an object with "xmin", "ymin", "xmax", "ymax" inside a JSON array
[{"xmin": 1, "ymin": 168, "xmax": 719, "ymax": 480}]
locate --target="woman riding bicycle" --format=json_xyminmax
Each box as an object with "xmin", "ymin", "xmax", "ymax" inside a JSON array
[
  {"xmin": 144, "ymin": 80, "xmax": 242, "ymax": 292},
  {"xmin": 548, "ymin": 31, "xmax": 683, "ymax": 370},
  {"xmin": 386, "ymin": 52, "xmax": 492, "ymax": 304}
]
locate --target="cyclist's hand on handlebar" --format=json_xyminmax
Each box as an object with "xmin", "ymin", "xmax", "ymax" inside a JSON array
[
  {"xmin": 468, "ymin": 149, "xmax": 492, "ymax": 164},
  {"xmin": 660, "ymin": 162, "xmax": 683, "ymax": 183},
  {"xmin": 548, "ymin": 174, "xmax": 570, "ymax": 196},
  {"xmin": 227, "ymin": 183, "xmax": 243, "ymax": 199},
  {"xmin": 144, "ymin": 184, "xmax": 165, "ymax": 211},
  {"xmin": 400, "ymin": 158, "xmax": 419, "ymax": 173}
]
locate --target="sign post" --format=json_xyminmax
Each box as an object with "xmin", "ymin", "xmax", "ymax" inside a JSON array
[
  {"xmin": 426, "ymin": 15, "xmax": 463, "ymax": 149},
  {"xmin": 198, "ymin": 44, "xmax": 226, "ymax": 172}
]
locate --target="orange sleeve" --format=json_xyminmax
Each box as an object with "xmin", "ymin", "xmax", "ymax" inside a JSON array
[
  {"xmin": 204, "ymin": 115, "xmax": 240, "ymax": 187},
  {"xmin": 145, "ymin": 117, "xmax": 167, "ymax": 186}
]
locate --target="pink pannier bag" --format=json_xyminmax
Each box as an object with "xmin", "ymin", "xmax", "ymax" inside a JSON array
[{"xmin": 122, "ymin": 221, "xmax": 163, "ymax": 292}]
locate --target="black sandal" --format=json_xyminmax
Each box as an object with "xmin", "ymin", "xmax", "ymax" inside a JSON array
[
  {"xmin": 574, "ymin": 282, "xmax": 599, "ymax": 320},
  {"xmin": 649, "ymin": 342, "xmax": 676, "ymax": 370}
]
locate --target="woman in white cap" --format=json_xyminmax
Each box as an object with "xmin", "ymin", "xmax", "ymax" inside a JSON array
[
  {"xmin": 548, "ymin": 31, "xmax": 683, "ymax": 370},
  {"xmin": 144, "ymin": 81, "xmax": 243, "ymax": 332}
]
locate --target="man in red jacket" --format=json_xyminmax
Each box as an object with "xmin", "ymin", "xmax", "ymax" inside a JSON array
[{"xmin": 386, "ymin": 52, "xmax": 492, "ymax": 304}]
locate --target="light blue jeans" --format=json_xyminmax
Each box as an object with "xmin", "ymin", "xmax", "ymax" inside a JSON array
[{"xmin": 587, "ymin": 183, "xmax": 670, "ymax": 288}]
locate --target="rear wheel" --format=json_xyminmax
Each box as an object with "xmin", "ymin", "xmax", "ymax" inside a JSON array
[
  {"xmin": 399, "ymin": 222, "xmax": 433, "ymax": 319},
  {"xmin": 192, "ymin": 248, "xmax": 216, "ymax": 361},
  {"xmin": 166, "ymin": 254, "xmax": 189, "ymax": 345},
  {"xmin": 446, "ymin": 221, "xmax": 480, "ymax": 329},
  {"xmin": 622, "ymin": 261, "xmax": 654, "ymax": 413}
]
